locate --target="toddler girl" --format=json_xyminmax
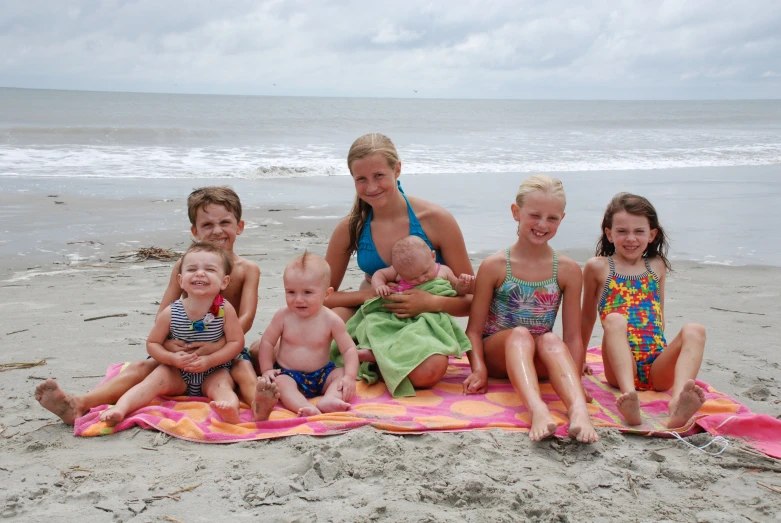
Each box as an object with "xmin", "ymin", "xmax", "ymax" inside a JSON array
[{"xmin": 100, "ymin": 241, "xmax": 245, "ymax": 425}]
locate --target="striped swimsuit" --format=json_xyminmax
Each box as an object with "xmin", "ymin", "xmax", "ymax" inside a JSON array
[
  {"xmin": 598, "ymin": 257, "xmax": 666, "ymax": 390},
  {"xmin": 170, "ymin": 297, "xmax": 232, "ymax": 396},
  {"xmin": 482, "ymin": 248, "xmax": 561, "ymax": 338}
]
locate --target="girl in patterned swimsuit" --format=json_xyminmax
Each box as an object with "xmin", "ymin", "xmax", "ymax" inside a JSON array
[
  {"xmin": 100, "ymin": 241, "xmax": 245, "ymax": 425},
  {"xmin": 371, "ymin": 235, "xmax": 475, "ymax": 297},
  {"xmin": 582, "ymin": 193, "xmax": 706, "ymax": 428},
  {"xmin": 465, "ymin": 175, "xmax": 598, "ymax": 443}
]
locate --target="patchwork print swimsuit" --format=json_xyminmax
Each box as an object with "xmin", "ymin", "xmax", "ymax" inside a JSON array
[{"xmin": 598, "ymin": 257, "xmax": 666, "ymax": 390}]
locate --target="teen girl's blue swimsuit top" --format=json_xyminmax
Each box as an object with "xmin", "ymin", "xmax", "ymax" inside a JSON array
[{"xmin": 356, "ymin": 182, "xmax": 444, "ymax": 276}]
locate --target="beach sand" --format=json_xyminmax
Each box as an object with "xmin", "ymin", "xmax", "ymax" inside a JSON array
[{"xmin": 1, "ymin": 192, "xmax": 780, "ymax": 522}]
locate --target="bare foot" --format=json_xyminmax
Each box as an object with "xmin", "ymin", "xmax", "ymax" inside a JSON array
[
  {"xmin": 567, "ymin": 403, "xmax": 599, "ymax": 443},
  {"xmin": 317, "ymin": 396, "xmax": 351, "ymax": 414},
  {"xmin": 667, "ymin": 379, "xmax": 706, "ymax": 428},
  {"xmin": 35, "ymin": 379, "xmax": 86, "ymax": 425},
  {"xmin": 616, "ymin": 391, "xmax": 642, "ymax": 426},
  {"xmin": 529, "ymin": 407, "xmax": 558, "ymax": 442},
  {"xmin": 251, "ymin": 377, "xmax": 280, "ymax": 421},
  {"xmin": 357, "ymin": 349, "xmax": 376, "ymax": 363},
  {"xmin": 297, "ymin": 405, "xmax": 321, "ymax": 417},
  {"xmin": 210, "ymin": 401, "xmax": 240, "ymax": 424},
  {"xmin": 99, "ymin": 407, "xmax": 126, "ymax": 426},
  {"xmin": 583, "ymin": 385, "xmax": 594, "ymax": 403}
]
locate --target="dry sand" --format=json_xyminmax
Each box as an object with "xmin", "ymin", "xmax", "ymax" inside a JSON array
[{"xmin": 1, "ymin": 192, "xmax": 780, "ymax": 522}]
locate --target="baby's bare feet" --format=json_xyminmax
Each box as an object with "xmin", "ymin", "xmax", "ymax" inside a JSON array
[
  {"xmin": 357, "ymin": 349, "xmax": 376, "ymax": 363},
  {"xmin": 567, "ymin": 403, "xmax": 599, "ymax": 443},
  {"xmin": 667, "ymin": 380, "xmax": 706, "ymax": 428},
  {"xmin": 99, "ymin": 407, "xmax": 126, "ymax": 426},
  {"xmin": 35, "ymin": 379, "xmax": 85, "ymax": 425},
  {"xmin": 210, "ymin": 401, "xmax": 240, "ymax": 424},
  {"xmin": 317, "ymin": 396, "xmax": 351, "ymax": 414},
  {"xmin": 529, "ymin": 407, "xmax": 558, "ymax": 442},
  {"xmin": 251, "ymin": 377, "xmax": 280, "ymax": 421},
  {"xmin": 616, "ymin": 391, "xmax": 642, "ymax": 426},
  {"xmin": 297, "ymin": 405, "xmax": 321, "ymax": 417}
]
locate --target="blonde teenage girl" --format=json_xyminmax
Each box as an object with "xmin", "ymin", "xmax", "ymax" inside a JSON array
[
  {"xmin": 465, "ymin": 175, "xmax": 598, "ymax": 443},
  {"xmin": 582, "ymin": 193, "xmax": 706, "ymax": 428},
  {"xmin": 324, "ymin": 133, "xmax": 473, "ymax": 389}
]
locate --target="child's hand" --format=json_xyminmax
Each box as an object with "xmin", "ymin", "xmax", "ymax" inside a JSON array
[
  {"xmin": 375, "ymin": 285, "xmax": 392, "ymax": 297},
  {"xmin": 582, "ymin": 362, "xmax": 592, "ymax": 375},
  {"xmin": 456, "ymin": 274, "xmax": 476, "ymax": 295},
  {"xmin": 164, "ymin": 339, "xmax": 191, "ymax": 353},
  {"xmin": 462, "ymin": 368, "xmax": 488, "ymax": 395},
  {"xmin": 182, "ymin": 355, "xmax": 212, "ymax": 374},
  {"xmin": 169, "ymin": 351, "xmax": 198, "ymax": 369},
  {"xmin": 338, "ymin": 375, "xmax": 356, "ymax": 402},
  {"xmin": 261, "ymin": 369, "xmax": 281, "ymax": 382},
  {"xmin": 189, "ymin": 338, "xmax": 227, "ymax": 356}
]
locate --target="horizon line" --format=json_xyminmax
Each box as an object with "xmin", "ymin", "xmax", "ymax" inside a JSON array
[{"xmin": 2, "ymin": 85, "xmax": 780, "ymax": 103}]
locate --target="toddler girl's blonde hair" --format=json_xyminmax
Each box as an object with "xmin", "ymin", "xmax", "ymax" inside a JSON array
[{"xmin": 516, "ymin": 174, "xmax": 566, "ymax": 209}]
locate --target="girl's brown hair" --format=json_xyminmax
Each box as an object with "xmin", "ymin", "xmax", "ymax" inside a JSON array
[
  {"xmin": 345, "ymin": 133, "xmax": 400, "ymax": 254},
  {"xmin": 596, "ymin": 193, "xmax": 671, "ymax": 272}
]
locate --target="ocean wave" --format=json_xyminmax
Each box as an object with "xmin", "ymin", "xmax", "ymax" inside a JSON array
[
  {"xmin": 1, "ymin": 142, "xmax": 780, "ymax": 179},
  {"xmin": 0, "ymin": 125, "xmax": 224, "ymax": 145}
]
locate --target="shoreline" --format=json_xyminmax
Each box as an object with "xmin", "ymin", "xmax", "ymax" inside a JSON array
[{"xmin": 3, "ymin": 162, "xmax": 781, "ymax": 269}]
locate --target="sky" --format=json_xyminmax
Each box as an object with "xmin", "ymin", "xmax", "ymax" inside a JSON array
[{"xmin": 1, "ymin": 0, "xmax": 780, "ymax": 99}]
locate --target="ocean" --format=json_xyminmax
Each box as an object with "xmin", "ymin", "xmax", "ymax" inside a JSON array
[{"xmin": 1, "ymin": 87, "xmax": 780, "ymax": 266}]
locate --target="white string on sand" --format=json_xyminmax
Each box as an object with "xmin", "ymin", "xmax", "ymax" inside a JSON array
[{"xmin": 666, "ymin": 415, "xmax": 736, "ymax": 456}]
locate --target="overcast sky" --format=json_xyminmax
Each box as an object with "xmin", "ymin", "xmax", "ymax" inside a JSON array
[{"xmin": 1, "ymin": 0, "xmax": 780, "ymax": 99}]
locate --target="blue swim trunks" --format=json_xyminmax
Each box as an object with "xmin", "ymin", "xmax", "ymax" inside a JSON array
[
  {"xmin": 236, "ymin": 347, "xmax": 252, "ymax": 362},
  {"xmin": 274, "ymin": 361, "xmax": 336, "ymax": 398}
]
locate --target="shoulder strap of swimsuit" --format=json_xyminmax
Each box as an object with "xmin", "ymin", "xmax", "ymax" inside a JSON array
[
  {"xmin": 505, "ymin": 247, "xmax": 513, "ymax": 278},
  {"xmin": 552, "ymin": 250, "xmax": 559, "ymax": 279},
  {"xmin": 644, "ymin": 257, "xmax": 660, "ymax": 282},
  {"xmin": 607, "ymin": 256, "xmax": 616, "ymax": 277},
  {"xmin": 402, "ymin": 191, "xmax": 417, "ymax": 222}
]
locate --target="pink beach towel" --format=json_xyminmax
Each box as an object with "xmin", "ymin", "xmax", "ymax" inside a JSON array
[{"xmin": 74, "ymin": 347, "xmax": 781, "ymax": 457}]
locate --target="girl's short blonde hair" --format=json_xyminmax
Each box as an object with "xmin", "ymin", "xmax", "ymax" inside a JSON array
[{"xmin": 516, "ymin": 174, "xmax": 566, "ymax": 209}]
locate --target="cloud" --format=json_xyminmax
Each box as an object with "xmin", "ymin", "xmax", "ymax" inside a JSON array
[
  {"xmin": 371, "ymin": 23, "xmax": 423, "ymax": 45},
  {"xmin": 0, "ymin": 0, "xmax": 780, "ymax": 98}
]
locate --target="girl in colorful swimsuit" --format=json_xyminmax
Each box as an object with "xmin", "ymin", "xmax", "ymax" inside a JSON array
[
  {"xmin": 581, "ymin": 193, "xmax": 706, "ymax": 428},
  {"xmin": 371, "ymin": 235, "xmax": 475, "ymax": 297},
  {"xmin": 465, "ymin": 175, "xmax": 598, "ymax": 443}
]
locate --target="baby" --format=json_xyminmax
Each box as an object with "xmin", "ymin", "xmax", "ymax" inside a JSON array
[
  {"xmin": 100, "ymin": 241, "xmax": 245, "ymax": 425},
  {"xmin": 372, "ymin": 235, "xmax": 475, "ymax": 296},
  {"xmin": 258, "ymin": 252, "xmax": 359, "ymax": 417}
]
